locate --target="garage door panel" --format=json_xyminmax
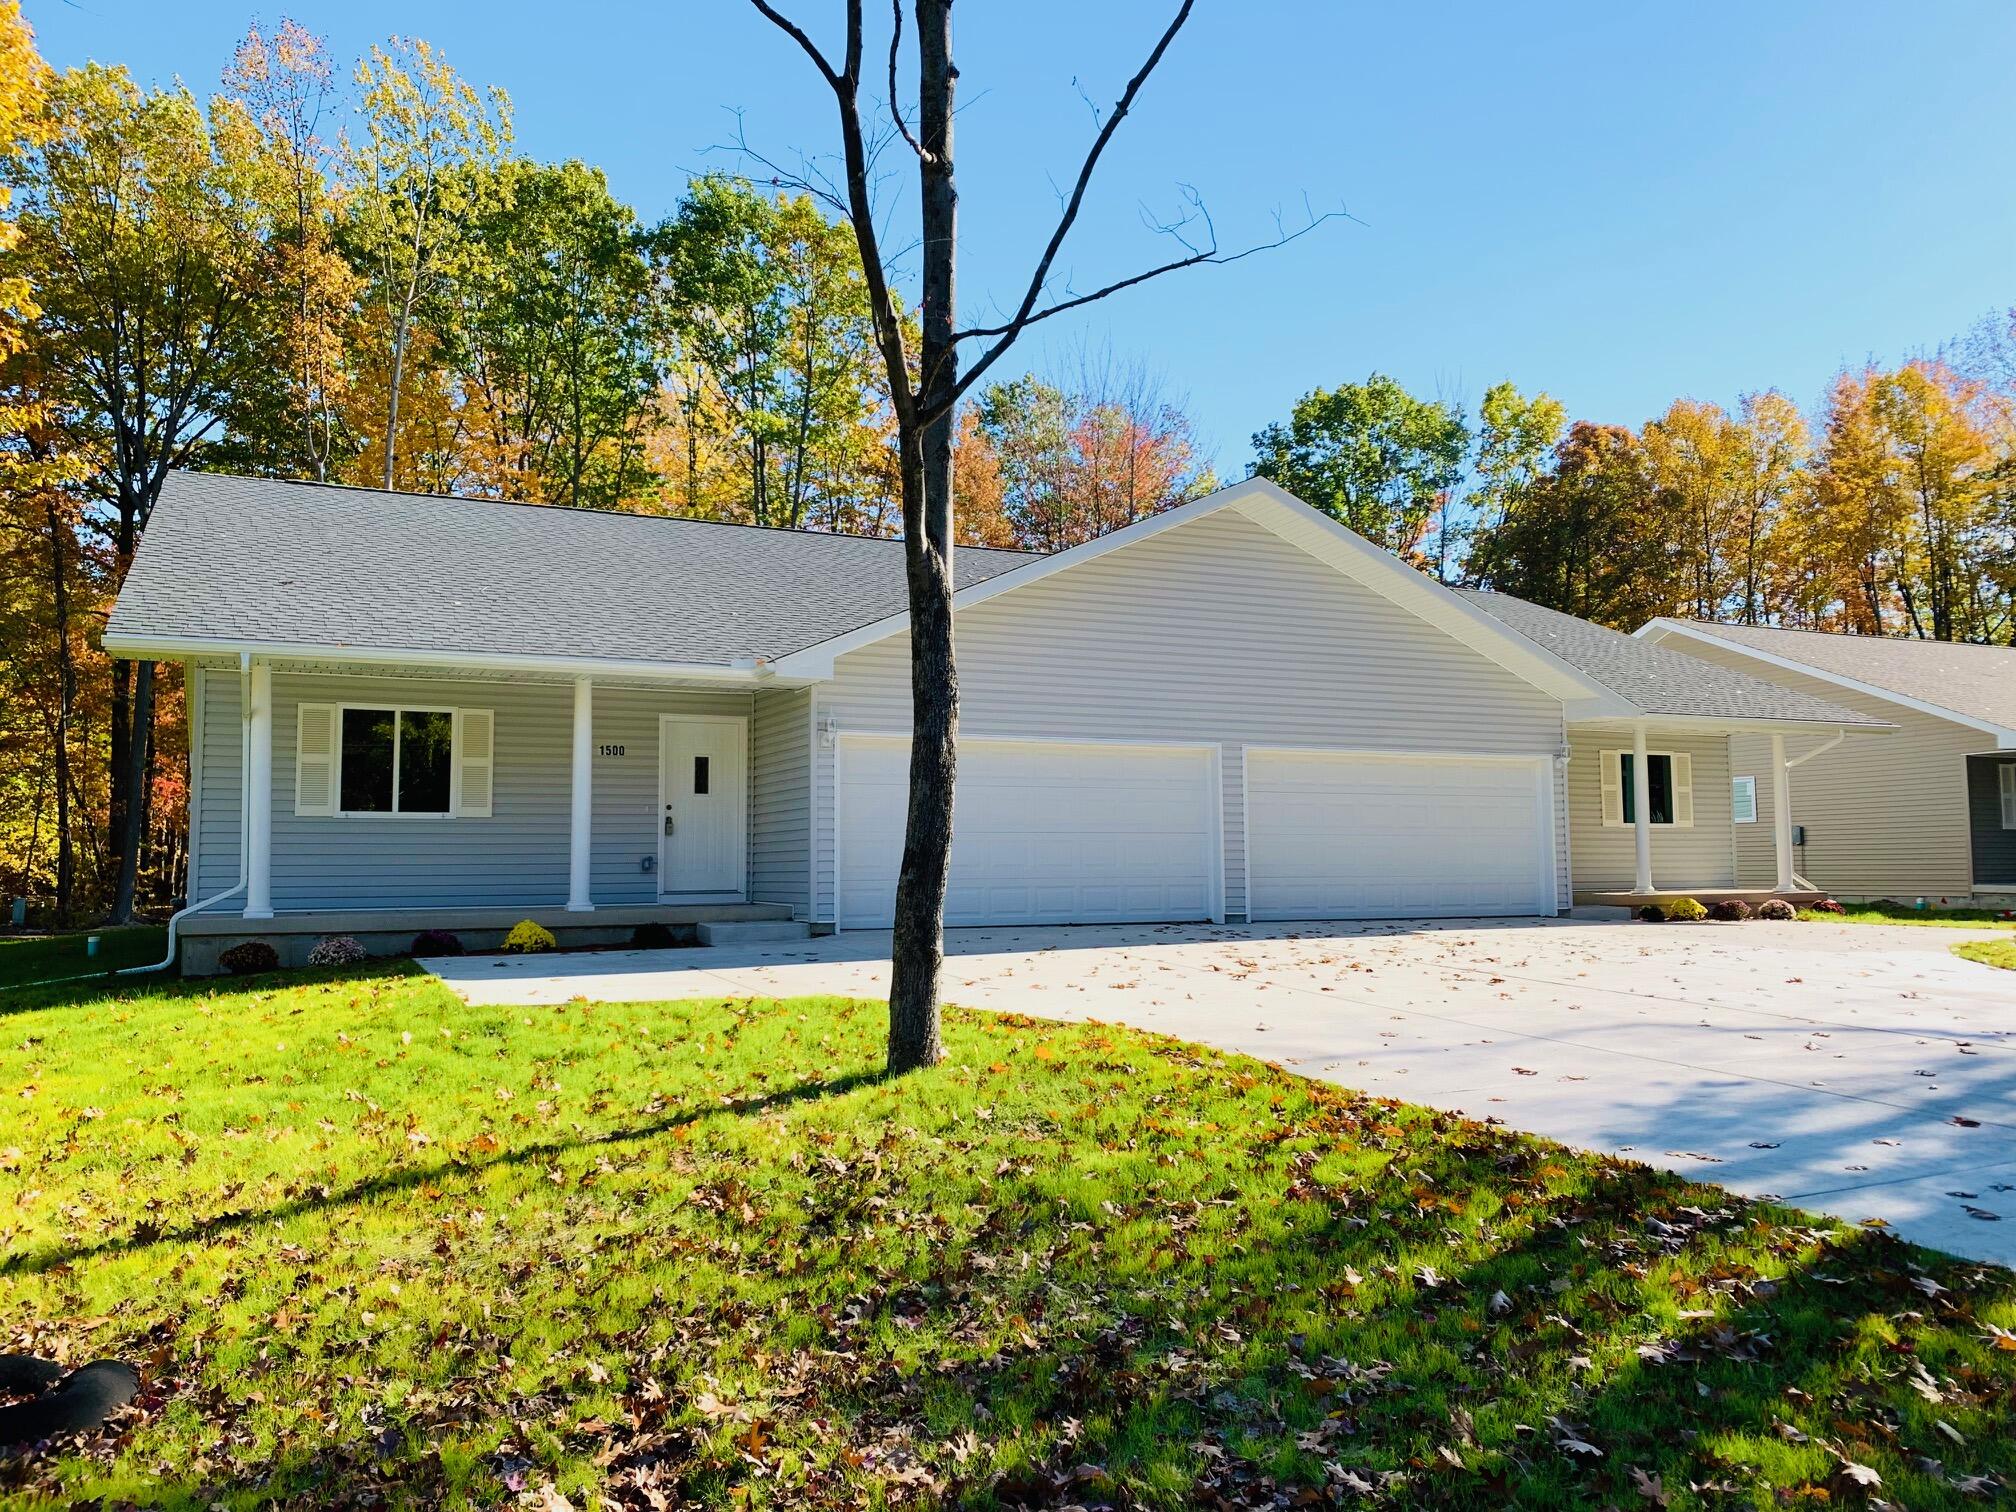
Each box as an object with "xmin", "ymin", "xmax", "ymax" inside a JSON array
[
  {"xmin": 838, "ymin": 736, "xmax": 1218, "ymax": 929},
  {"xmin": 1248, "ymin": 749, "xmax": 1552, "ymax": 921}
]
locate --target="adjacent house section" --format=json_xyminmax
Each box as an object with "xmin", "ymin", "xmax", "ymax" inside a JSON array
[{"xmin": 1641, "ymin": 620, "xmax": 2016, "ymax": 905}]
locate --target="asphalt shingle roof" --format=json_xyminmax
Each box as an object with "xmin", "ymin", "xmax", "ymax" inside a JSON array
[
  {"xmin": 106, "ymin": 472, "xmax": 1040, "ymax": 667},
  {"xmin": 1456, "ymin": 589, "xmax": 1886, "ymax": 727},
  {"xmin": 1666, "ymin": 621, "xmax": 2016, "ymax": 734}
]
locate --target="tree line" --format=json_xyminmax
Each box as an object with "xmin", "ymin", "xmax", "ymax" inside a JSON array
[
  {"xmin": 1252, "ymin": 360, "xmax": 2016, "ymax": 642},
  {"xmin": 0, "ymin": 9, "xmax": 1212, "ymax": 924}
]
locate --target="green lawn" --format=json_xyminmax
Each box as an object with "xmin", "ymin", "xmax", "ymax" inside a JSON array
[
  {"xmin": 2, "ymin": 967, "xmax": 2013, "ymax": 1509},
  {"xmin": 1955, "ymin": 939, "xmax": 2016, "ymax": 970},
  {"xmin": 1799, "ymin": 899, "xmax": 2016, "ymax": 928},
  {"xmin": 0, "ymin": 924, "xmax": 169, "ymax": 991}
]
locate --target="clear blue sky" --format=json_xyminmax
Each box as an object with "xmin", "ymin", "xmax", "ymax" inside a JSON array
[{"xmin": 28, "ymin": 0, "xmax": 2016, "ymax": 468}]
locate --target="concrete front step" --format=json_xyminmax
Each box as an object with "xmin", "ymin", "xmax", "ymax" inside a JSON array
[{"xmin": 695, "ymin": 919, "xmax": 813, "ymax": 946}]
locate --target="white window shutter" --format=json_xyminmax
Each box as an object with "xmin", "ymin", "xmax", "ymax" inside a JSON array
[
  {"xmin": 2001, "ymin": 763, "xmax": 2016, "ymax": 829},
  {"xmin": 455, "ymin": 708, "xmax": 494, "ymax": 818},
  {"xmin": 1599, "ymin": 750, "xmax": 1623, "ymax": 827},
  {"xmin": 1671, "ymin": 752, "xmax": 1695, "ymax": 827},
  {"xmin": 295, "ymin": 703, "xmax": 337, "ymax": 816}
]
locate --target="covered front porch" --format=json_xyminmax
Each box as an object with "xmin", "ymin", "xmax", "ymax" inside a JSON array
[
  {"xmin": 1567, "ymin": 717, "xmax": 1849, "ymax": 905},
  {"xmin": 173, "ymin": 650, "xmax": 819, "ymax": 963}
]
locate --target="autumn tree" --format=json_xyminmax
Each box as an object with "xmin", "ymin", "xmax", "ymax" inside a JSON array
[
  {"xmin": 10, "ymin": 61, "xmax": 283, "ymax": 921},
  {"xmin": 966, "ymin": 358, "xmax": 1210, "ymax": 551},
  {"xmin": 1249, "ymin": 374, "xmax": 1468, "ymax": 555},
  {"xmin": 749, "ymin": 0, "xmax": 1330, "ymax": 1070},
  {"xmin": 343, "ymin": 37, "xmax": 509, "ymax": 491},
  {"xmin": 1467, "ymin": 421, "xmax": 1674, "ymax": 629},
  {"xmin": 220, "ymin": 20, "xmax": 357, "ymax": 481}
]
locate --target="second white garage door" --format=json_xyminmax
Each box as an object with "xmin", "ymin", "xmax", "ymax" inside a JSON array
[
  {"xmin": 1245, "ymin": 749, "xmax": 1555, "ymax": 921},
  {"xmin": 837, "ymin": 735, "xmax": 1219, "ymax": 929}
]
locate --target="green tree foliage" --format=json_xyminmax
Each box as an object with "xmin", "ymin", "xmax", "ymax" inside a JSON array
[
  {"xmin": 1249, "ymin": 374, "xmax": 1469, "ymax": 554},
  {"xmin": 443, "ymin": 158, "xmax": 662, "ymax": 508},
  {"xmin": 659, "ymin": 173, "xmax": 888, "ymax": 529}
]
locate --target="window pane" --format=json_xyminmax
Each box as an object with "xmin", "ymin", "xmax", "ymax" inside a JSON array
[
  {"xmin": 1649, "ymin": 754, "xmax": 1674, "ymax": 825},
  {"xmin": 693, "ymin": 755, "xmax": 710, "ymax": 795},
  {"xmin": 1619, "ymin": 752, "xmax": 1675, "ymax": 825},
  {"xmin": 399, "ymin": 711, "xmax": 453, "ymax": 814},
  {"xmin": 340, "ymin": 709, "xmax": 396, "ymax": 812}
]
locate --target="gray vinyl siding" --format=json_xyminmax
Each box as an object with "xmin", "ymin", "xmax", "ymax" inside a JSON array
[
  {"xmin": 192, "ymin": 670, "xmax": 753, "ymax": 911},
  {"xmin": 1658, "ymin": 636, "xmax": 1989, "ymax": 899},
  {"xmin": 751, "ymin": 686, "xmax": 813, "ymax": 917},
  {"xmin": 1566, "ymin": 730, "xmax": 1735, "ymax": 891},
  {"xmin": 192, "ymin": 666, "xmax": 245, "ymax": 902},
  {"xmin": 1967, "ymin": 757, "xmax": 2016, "ymax": 887},
  {"xmin": 811, "ymin": 508, "xmax": 1567, "ymax": 922}
]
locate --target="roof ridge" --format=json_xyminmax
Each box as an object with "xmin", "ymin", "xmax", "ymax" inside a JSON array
[
  {"xmin": 1687, "ymin": 618, "xmax": 2016, "ymax": 652},
  {"xmin": 174, "ymin": 468, "xmax": 1045, "ymax": 559}
]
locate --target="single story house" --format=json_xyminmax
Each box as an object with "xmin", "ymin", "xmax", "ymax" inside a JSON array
[
  {"xmin": 104, "ymin": 471, "xmax": 1887, "ymax": 970},
  {"xmin": 1641, "ymin": 619, "xmax": 2016, "ymax": 906}
]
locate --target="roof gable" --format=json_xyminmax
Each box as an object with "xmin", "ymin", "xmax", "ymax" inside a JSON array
[
  {"xmin": 770, "ymin": 477, "xmax": 1630, "ymax": 712},
  {"xmin": 1642, "ymin": 620, "xmax": 2016, "ymax": 744}
]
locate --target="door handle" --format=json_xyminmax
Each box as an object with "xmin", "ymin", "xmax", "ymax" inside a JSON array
[{"xmin": 663, "ymin": 808, "xmax": 675, "ymax": 835}]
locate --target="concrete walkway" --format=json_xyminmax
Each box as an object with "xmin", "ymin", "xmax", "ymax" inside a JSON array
[{"xmin": 423, "ymin": 914, "xmax": 2016, "ymax": 1267}]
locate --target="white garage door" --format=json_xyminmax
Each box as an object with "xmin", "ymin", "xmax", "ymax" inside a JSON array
[
  {"xmin": 1246, "ymin": 749, "xmax": 1554, "ymax": 921},
  {"xmin": 837, "ymin": 735, "xmax": 1218, "ymax": 929}
]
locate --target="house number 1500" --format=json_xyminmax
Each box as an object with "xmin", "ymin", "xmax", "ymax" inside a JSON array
[{"xmin": 598, "ymin": 743, "xmax": 626, "ymax": 757}]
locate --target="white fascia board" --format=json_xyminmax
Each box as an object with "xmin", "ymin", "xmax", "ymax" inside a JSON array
[
  {"xmin": 1640, "ymin": 619, "xmax": 2016, "ymax": 744},
  {"xmin": 1566, "ymin": 710, "xmax": 1895, "ymax": 737},
  {"xmin": 100, "ymin": 632, "xmax": 796, "ymax": 687}
]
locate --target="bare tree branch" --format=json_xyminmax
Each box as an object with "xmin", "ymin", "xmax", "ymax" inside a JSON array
[
  {"xmin": 918, "ymin": 0, "xmax": 1194, "ymax": 412},
  {"xmin": 747, "ymin": 0, "xmax": 919, "ymax": 432},
  {"xmin": 951, "ymin": 199, "xmax": 1348, "ymax": 366},
  {"xmin": 887, "ymin": 0, "xmax": 928, "ymax": 162},
  {"xmin": 747, "ymin": 0, "xmax": 844, "ymax": 89}
]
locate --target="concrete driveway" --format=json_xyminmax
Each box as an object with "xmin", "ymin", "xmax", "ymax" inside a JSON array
[{"xmin": 424, "ymin": 914, "xmax": 2016, "ymax": 1266}]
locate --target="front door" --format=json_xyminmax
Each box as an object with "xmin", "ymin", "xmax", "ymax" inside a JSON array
[{"xmin": 659, "ymin": 716, "xmax": 746, "ymax": 898}]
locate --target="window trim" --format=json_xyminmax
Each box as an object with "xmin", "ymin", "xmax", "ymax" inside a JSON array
[
  {"xmin": 1598, "ymin": 747, "xmax": 1695, "ymax": 829},
  {"xmin": 1731, "ymin": 774, "xmax": 1757, "ymax": 825},
  {"xmin": 333, "ymin": 703, "xmax": 459, "ymax": 819}
]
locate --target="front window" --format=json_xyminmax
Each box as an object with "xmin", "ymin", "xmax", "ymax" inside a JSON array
[
  {"xmin": 339, "ymin": 708, "xmax": 453, "ymax": 814},
  {"xmin": 1619, "ymin": 752, "xmax": 1675, "ymax": 826}
]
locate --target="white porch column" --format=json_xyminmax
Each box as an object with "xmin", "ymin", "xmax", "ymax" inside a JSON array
[
  {"xmin": 1771, "ymin": 732, "xmax": 1795, "ymax": 892},
  {"xmin": 245, "ymin": 660, "xmax": 273, "ymax": 919},
  {"xmin": 1630, "ymin": 719, "xmax": 1654, "ymax": 895},
  {"xmin": 567, "ymin": 676, "xmax": 594, "ymax": 912}
]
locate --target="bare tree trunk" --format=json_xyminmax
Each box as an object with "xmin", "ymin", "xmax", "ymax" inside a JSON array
[
  {"xmin": 109, "ymin": 660, "xmax": 155, "ymax": 923},
  {"xmin": 887, "ymin": 0, "xmax": 960, "ymax": 1072},
  {"xmin": 46, "ymin": 496, "xmax": 76, "ymax": 926}
]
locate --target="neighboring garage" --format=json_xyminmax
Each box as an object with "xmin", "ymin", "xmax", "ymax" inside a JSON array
[
  {"xmin": 1245, "ymin": 749, "xmax": 1557, "ymax": 920},
  {"xmin": 836, "ymin": 734, "xmax": 1220, "ymax": 929}
]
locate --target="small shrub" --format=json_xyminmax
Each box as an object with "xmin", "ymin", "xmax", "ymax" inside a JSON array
[
  {"xmin": 503, "ymin": 919, "xmax": 556, "ymax": 954},
  {"xmin": 218, "ymin": 939, "xmax": 280, "ymax": 975},
  {"xmin": 1636, "ymin": 904, "xmax": 1666, "ymax": 923},
  {"xmin": 631, "ymin": 921, "xmax": 679, "ymax": 950},
  {"xmin": 1757, "ymin": 898, "xmax": 1797, "ymax": 921},
  {"xmin": 412, "ymin": 927, "xmax": 464, "ymax": 956},
  {"xmin": 1663, "ymin": 896, "xmax": 1709, "ymax": 922},
  {"xmin": 1707, "ymin": 898, "xmax": 1752, "ymax": 922},
  {"xmin": 306, "ymin": 935, "xmax": 369, "ymax": 967},
  {"xmin": 1809, "ymin": 897, "xmax": 1847, "ymax": 915}
]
